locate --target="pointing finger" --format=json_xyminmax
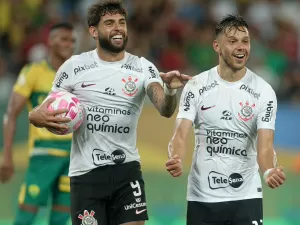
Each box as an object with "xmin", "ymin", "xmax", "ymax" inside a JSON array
[{"xmin": 180, "ymin": 74, "xmax": 193, "ymax": 80}]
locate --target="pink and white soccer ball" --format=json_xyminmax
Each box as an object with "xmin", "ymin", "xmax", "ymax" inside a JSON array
[{"xmin": 45, "ymin": 91, "xmax": 84, "ymax": 135}]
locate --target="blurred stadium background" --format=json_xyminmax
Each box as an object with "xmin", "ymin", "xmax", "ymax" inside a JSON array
[{"xmin": 1, "ymin": 0, "xmax": 300, "ymax": 224}]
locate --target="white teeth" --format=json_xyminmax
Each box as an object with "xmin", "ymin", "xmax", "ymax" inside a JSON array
[
  {"xmin": 235, "ymin": 54, "xmax": 245, "ymax": 58},
  {"xmin": 112, "ymin": 35, "xmax": 122, "ymax": 39}
]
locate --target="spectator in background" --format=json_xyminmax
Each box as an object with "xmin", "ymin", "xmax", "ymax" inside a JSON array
[
  {"xmin": 186, "ymin": 22, "xmax": 217, "ymax": 73},
  {"xmin": 0, "ymin": 0, "xmax": 300, "ymax": 102}
]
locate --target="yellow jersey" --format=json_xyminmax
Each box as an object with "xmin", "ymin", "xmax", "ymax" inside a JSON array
[{"xmin": 13, "ymin": 60, "xmax": 72, "ymax": 156}]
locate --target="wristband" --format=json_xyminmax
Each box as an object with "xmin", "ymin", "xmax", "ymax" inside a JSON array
[
  {"xmin": 263, "ymin": 168, "xmax": 273, "ymax": 182},
  {"xmin": 163, "ymin": 83, "xmax": 177, "ymax": 96}
]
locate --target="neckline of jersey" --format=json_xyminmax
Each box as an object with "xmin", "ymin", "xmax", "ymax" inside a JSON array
[
  {"xmin": 92, "ymin": 49, "xmax": 128, "ymax": 65},
  {"xmin": 213, "ymin": 66, "xmax": 250, "ymax": 87}
]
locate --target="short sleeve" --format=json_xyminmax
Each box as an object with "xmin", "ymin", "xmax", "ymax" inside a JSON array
[
  {"xmin": 13, "ymin": 64, "xmax": 36, "ymax": 98},
  {"xmin": 141, "ymin": 57, "xmax": 163, "ymax": 90},
  {"xmin": 256, "ymin": 86, "xmax": 277, "ymax": 130},
  {"xmin": 51, "ymin": 58, "xmax": 74, "ymax": 93},
  {"xmin": 176, "ymin": 79, "xmax": 198, "ymax": 122}
]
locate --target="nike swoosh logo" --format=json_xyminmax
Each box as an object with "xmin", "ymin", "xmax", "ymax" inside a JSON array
[
  {"xmin": 201, "ymin": 105, "xmax": 215, "ymax": 110},
  {"xmin": 81, "ymin": 83, "xmax": 96, "ymax": 88},
  {"xmin": 135, "ymin": 209, "xmax": 147, "ymax": 214}
]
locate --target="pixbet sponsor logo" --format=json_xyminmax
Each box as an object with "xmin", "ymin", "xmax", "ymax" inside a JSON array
[
  {"xmin": 240, "ymin": 84, "xmax": 261, "ymax": 99},
  {"xmin": 183, "ymin": 91, "xmax": 195, "ymax": 111},
  {"xmin": 199, "ymin": 80, "xmax": 218, "ymax": 95},
  {"xmin": 92, "ymin": 149, "xmax": 126, "ymax": 165},
  {"xmin": 121, "ymin": 64, "xmax": 143, "ymax": 73},
  {"xmin": 74, "ymin": 62, "xmax": 98, "ymax": 75},
  {"xmin": 208, "ymin": 171, "xmax": 244, "ymax": 189},
  {"xmin": 55, "ymin": 72, "xmax": 68, "ymax": 88},
  {"xmin": 262, "ymin": 101, "xmax": 274, "ymax": 122}
]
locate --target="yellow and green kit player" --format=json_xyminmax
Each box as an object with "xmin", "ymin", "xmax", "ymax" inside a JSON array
[{"xmin": 0, "ymin": 22, "xmax": 76, "ymax": 225}]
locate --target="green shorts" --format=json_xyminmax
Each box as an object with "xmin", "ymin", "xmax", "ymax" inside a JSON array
[{"xmin": 18, "ymin": 155, "xmax": 70, "ymax": 207}]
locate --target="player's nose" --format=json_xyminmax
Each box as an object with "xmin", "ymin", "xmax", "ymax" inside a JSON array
[{"xmin": 114, "ymin": 23, "xmax": 124, "ymax": 32}]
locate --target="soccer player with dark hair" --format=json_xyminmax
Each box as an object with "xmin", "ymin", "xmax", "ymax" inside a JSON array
[
  {"xmin": 0, "ymin": 22, "xmax": 75, "ymax": 225},
  {"xmin": 28, "ymin": 1, "xmax": 191, "ymax": 225},
  {"xmin": 166, "ymin": 14, "xmax": 286, "ymax": 225}
]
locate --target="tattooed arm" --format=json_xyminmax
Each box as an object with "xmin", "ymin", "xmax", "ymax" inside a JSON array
[
  {"xmin": 141, "ymin": 57, "xmax": 190, "ymax": 117},
  {"xmin": 147, "ymin": 83, "xmax": 177, "ymax": 118}
]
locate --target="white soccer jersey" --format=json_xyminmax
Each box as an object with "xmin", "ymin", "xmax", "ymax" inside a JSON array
[
  {"xmin": 52, "ymin": 49, "xmax": 163, "ymax": 176},
  {"xmin": 177, "ymin": 66, "xmax": 277, "ymax": 202}
]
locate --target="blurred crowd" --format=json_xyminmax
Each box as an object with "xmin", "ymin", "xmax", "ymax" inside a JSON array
[{"xmin": 1, "ymin": 0, "xmax": 300, "ymax": 103}]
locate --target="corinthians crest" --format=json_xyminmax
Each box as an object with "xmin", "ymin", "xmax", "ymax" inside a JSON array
[
  {"xmin": 78, "ymin": 210, "xmax": 98, "ymax": 225},
  {"xmin": 122, "ymin": 76, "xmax": 139, "ymax": 96},
  {"xmin": 238, "ymin": 101, "xmax": 255, "ymax": 122}
]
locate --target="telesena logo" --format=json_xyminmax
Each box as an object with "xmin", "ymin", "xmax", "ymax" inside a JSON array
[
  {"xmin": 74, "ymin": 62, "xmax": 98, "ymax": 75},
  {"xmin": 92, "ymin": 149, "xmax": 126, "ymax": 165},
  {"xmin": 183, "ymin": 91, "xmax": 195, "ymax": 111},
  {"xmin": 199, "ymin": 80, "xmax": 218, "ymax": 95},
  {"xmin": 262, "ymin": 101, "xmax": 274, "ymax": 122},
  {"xmin": 55, "ymin": 72, "xmax": 68, "ymax": 87},
  {"xmin": 208, "ymin": 171, "xmax": 244, "ymax": 189}
]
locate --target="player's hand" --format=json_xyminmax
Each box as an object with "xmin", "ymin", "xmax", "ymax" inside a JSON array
[
  {"xmin": 0, "ymin": 158, "xmax": 14, "ymax": 183},
  {"xmin": 160, "ymin": 71, "xmax": 192, "ymax": 89},
  {"xmin": 265, "ymin": 166, "xmax": 286, "ymax": 189},
  {"xmin": 28, "ymin": 97, "xmax": 70, "ymax": 131},
  {"xmin": 166, "ymin": 155, "xmax": 183, "ymax": 177}
]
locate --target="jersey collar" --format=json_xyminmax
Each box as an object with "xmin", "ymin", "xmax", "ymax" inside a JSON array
[
  {"xmin": 92, "ymin": 49, "xmax": 128, "ymax": 65},
  {"xmin": 212, "ymin": 66, "xmax": 251, "ymax": 87}
]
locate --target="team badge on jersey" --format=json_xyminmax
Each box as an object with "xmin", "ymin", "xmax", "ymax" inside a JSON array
[
  {"xmin": 238, "ymin": 101, "xmax": 255, "ymax": 121},
  {"xmin": 78, "ymin": 210, "xmax": 98, "ymax": 225},
  {"xmin": 122, "ymin": 76, "xmax": 139, "ymax": 96}
]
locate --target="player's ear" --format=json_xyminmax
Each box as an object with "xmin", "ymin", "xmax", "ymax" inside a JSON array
[
  {"xmin": 88, "ymin": 26, "xmax": 98, "ymax": 40},
  {"xmin": 48, "ymin": 31, "xmax": 56, "ymax": 47},
  {"xmin": 213, "ymin": 39, "xmax": 220, "ymax": 54}
]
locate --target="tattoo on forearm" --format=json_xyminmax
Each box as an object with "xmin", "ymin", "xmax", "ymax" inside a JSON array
[{"xmin": 147, "ymin": 84, "xmax": 177, "ymax": 117}]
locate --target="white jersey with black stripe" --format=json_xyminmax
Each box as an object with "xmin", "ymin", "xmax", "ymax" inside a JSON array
[{"xmin": 177, "ymin": 66, "xmax": 277, "ymax": 202}]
